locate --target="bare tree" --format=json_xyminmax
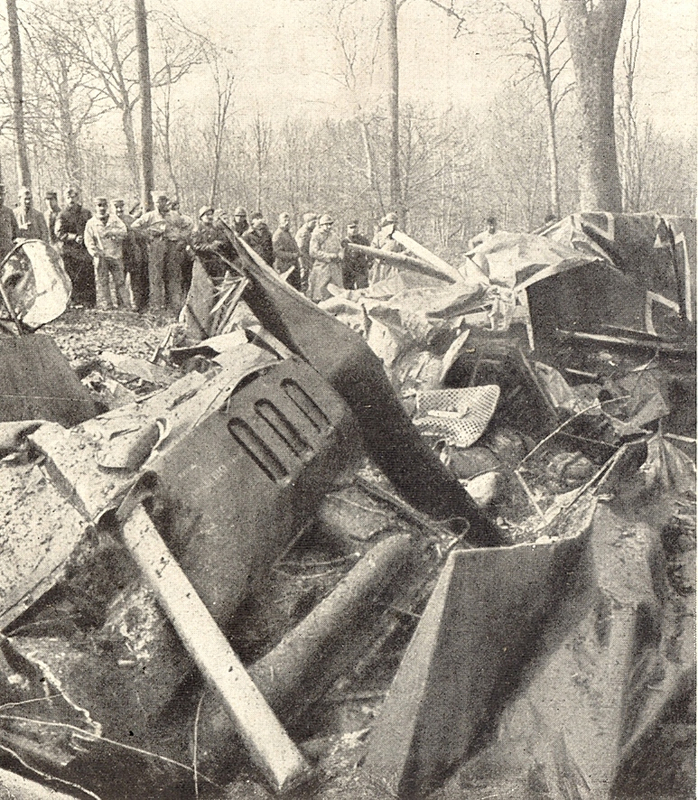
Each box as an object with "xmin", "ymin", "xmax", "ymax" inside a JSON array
[
  {"xmin": 204, "ymin": 49, "xmax": 235, "ymax": 207},
  {"xmin": 19, "ymin": 5, "xmax": 109, "ymax": 187},
  {"xmin": 250, "ymin": 111, "xmax": 272, "ymax": 212},
  {"xmin": 384, "ymin": 0, "xmax": 401, "ymax": 214},
  {"xmin": 47, "ymin": 0, "xmax": 209, "ymax": 194},
  {"xmin": 134, "ymin": 0, "xmax": 153, "ymax": 210},
  {"xmin": 7, "ymin": 0, "xmax": 31, "ymax": 187},
  {"xmin": 152, "ymin": 72, "xmax": 180, "ymax": 201},
  {"xmin": 504, "ymin": 0, "xmax": 574, "ymax": 218},
  {"xmin": 560, "ymin": 0, "xmax": 626, "ymax": 211},
  {"xmin": 616, "ymin": 0, "xmax": 641, "ymax": 210},
  {"xmin": 324, "ymin": 0, "xmax": 385, "ymax": 213},
  {"xmin": 381, "ymin": 0, "xmax": 472, "ymax": 219}
]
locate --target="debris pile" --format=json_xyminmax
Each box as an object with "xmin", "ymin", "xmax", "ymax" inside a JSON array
[{"xmin": 0, "ymin": 213, "xmax": 694, "ymax": 799}]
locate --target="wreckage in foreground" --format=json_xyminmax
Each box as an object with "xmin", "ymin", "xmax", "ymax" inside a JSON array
[{"xmin": 0, "ymin": 213, "xmax": 694, "ymax": 799}]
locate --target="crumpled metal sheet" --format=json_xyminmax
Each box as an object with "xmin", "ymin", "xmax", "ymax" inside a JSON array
[
  {"xmin": 28, "ymin": 344, "xmax": 279, "ymax": 522},
  {"xmin": 0, "ymin": 461, "xmax": 93, "ymax": 631},
  {"xmin": 0, "ymin": 634, "xmax": 101, "ymax": 773},
  {"xmin": 1, "ymin": 241, "xmax": 72, "ymax": 329}
]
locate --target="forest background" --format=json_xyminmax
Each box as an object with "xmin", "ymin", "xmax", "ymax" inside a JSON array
[{"xmin": 0, "ymin": 0, "xmax": 695, "ymax": 254}]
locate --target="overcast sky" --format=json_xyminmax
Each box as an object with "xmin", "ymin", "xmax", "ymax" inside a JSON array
[{"xmin": 172, "ymin": 0, "xmax": 696, "ymax": 139}]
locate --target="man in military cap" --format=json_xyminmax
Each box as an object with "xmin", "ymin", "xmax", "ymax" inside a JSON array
[
  {"xmin": 341, "ymin": 219, "xmax": 370, "ymax": 289},
  {"xmin": 272, "ymin": 211, "xmax": 301, "ymax": 290},
  {"xmin": 308, "ymin": 213, "xmax": 343, "ymax": 302},
  {"xmin": 55, "ymin": 187, "xmax": 94, "ymax": 305},
  {"xmin": 131, "ymin": 191, "xmax": 174, "ymax": 312},
  {"xmin": 14, "ymin": 187, "xmax": 49, "ymax": 243},
  {"xmin": 44, "ymin": 191, "xmax": 61, "ymax": 244},
  {"xmin": 189, "ymin": 205, "xmax": 235, "ymax": 279},
  {"xmin": 242, "ymin": 212, "xmax": 274, "ymax": 266},
  {"xmin": 295, "ymin": 211, "xmax": 317, "ymax": 294},
  {"xmin": 369, "ymin": 210, "xmax": 404, "ymax": 285},
  {"xmin": 0, "ymin": 184, "xmax": 19, "ymax": 261},
  {"xmin": 83, "ymin": 197, "xmax": 130, "ymax": 310},
  {"xmin": 114, "ymin": 198, "xmax": 148, "ymax": 310},
  {"xmin": 232, "ymin": 206, "xmax": 249, "ymax": 237}
]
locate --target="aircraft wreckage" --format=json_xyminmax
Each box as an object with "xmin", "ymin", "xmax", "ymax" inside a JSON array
[{"xmin": 0, "ymin": 212, "xmax": 694, "ymax": 799}]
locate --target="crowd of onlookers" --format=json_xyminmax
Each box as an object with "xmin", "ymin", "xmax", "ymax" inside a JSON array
[{"xmin": 0, "ymin": 184, "xmax": 411, "ymax": 315}]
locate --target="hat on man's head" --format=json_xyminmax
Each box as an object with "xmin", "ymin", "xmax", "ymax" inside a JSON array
[
  {"xmin": 152, "ymin": 191, "xmax": 168, "ymax": 201},
  {"xmin": 113, "ymin": 198, "xmax": 125, "ymax": 206},
  {"xmin": 198, "ymin": 205, "xmax": 214, "ymax": 219},
  {"xmin": 94, "ymin": 196, "xmax": 108, "ymax": 205},
  {"xmin": 233, "ymin": 206, "xmax": 248, "ymax": 217},
  {"xmin": 348, "ymin": 219, "xmax": 359, "ymax": 227},
  {"xmin": 318, "ymin": 214, "xmax": 334, "ymax": 226},
  {"xmin": 303, "ymin": 212, "xmax": 318, "ymax": 224},
  {"xmin": 45, "ymin": 190, "xmax": 57, "ymax": 199},
  {"xmin": 384, "ymin": 212, "xmax": 398, "ymax": 223}
]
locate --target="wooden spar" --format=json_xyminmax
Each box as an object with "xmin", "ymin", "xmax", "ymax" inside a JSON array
[
  {"xmin": 391, "ymin": 230, "xmax": 464, "ymax": 283},
  {"xmin": 120, "ymin": 502, "xmax": 311, "ymax": 793},
  {"xmin": 344, "ymin": 241, "xmax": 456, "ymax": 284}
]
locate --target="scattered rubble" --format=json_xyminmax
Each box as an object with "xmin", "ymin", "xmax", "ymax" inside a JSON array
[{"xmin": 0, "ymin": 213, "xmax": 694, "ymax": 799}]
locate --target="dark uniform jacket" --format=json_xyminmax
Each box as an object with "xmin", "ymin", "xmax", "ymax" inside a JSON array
[
  {"xmin": 190, "ymin": 224, "xmax": 236, "ymax": 278},
  {"xmin": 242, "ymin": 225, "xmax": 274, "ymax": 266},
  {"xmin": 0, "ymin": 206, "xmax": 19, "ymax": 259},
  {"xmin": 341, "ymin": 232, "xmax": 371, "ymax": 289}
]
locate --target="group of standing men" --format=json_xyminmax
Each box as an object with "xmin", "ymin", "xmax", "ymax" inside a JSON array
[
  {"xmin": 0, "ymin": 183, "xmax": 153, "ymax": 312},
  {"xmin": 0, "ymin": 180, "xmax": 405, "ymax": 316},
  {"xmin": 226, "ymin": 208, "xmax": 404, "ymax": 303},
  {"xmin": 1, "ymin": 185, "xmax": 196, "ymax": 314}
]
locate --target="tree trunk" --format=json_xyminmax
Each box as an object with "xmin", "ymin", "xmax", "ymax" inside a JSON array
[
  {"xmin": 122, "ymin": 102, "xmax": 141, "ymax": 193},
  {"xmin": 7, "ymin": 0, "xmax": 31, "ymax": 189},
  {"xmin": 544, "ymin": 93, "xmax": 561, "ymax": 218},
  {"xmin": 359, "ymin": 119, "xmax": 384, "ymax": 213},
  {"xmin": 58, "ymin": 96, "xmax": 83, "ymax": 187},
  {"xmin": 384, "ymin": 0, "xmax": 401, "ymax": 215},
  {"xmin": 561, "ymin": 0, "xmax": 626, "ymax": 212},
  {"xmin": 135, "ymin": 0, "xmax": 154, "ymax": 211}
]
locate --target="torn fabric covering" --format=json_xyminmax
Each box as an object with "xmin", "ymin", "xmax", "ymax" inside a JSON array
[
  {"xmin": 0, "ymin": 241, "xmax": 72, "ymax": 329},
  {"xmin": 465, "ymin": 230, "xmax": 600, "ymax": 290},
  {"xmin": 320, "ymin": 274, "xmax": 489, "ymax": 371},
  {"xmin": 533, "ymin": 361, "xmax": 672, "ymax": 441},
  {"xmin": 542, "ymin": 212, "xmax": 697, "ymax": 331},
  {"xmin": 0, "ymin": 634, "xmax": 101, "ymax": 774},
  {"xmin": 640, "ymin": 432, "xmax": 696, "ymax": 494}
]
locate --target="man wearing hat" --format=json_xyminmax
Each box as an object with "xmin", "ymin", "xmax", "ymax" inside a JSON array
[
  {"xmin": 83, "ymin": 197, "xmax": 130, "ymax": 310},
  {"xmin": 341, "ymin": 219, "xmax": 370, "ymax": 290},
  {"xmin": 242, "ymin": 212, "xmax": 274, "ymax": 266},
  {"xmin": 44, "ymin": 191, "xmax": 61, "ymax": 244},
  {"xmin": 468, "ymin": 215, "xmax": 498, "ymax": 249},
  {"xmin": 272, "ymin": 211, "xmax": 301, "ymax": 290},
  {"xmin": 294, "ymin": 211, "xmax": 317, "ymax": 294},
  {"xmin": 0, "ymin": 184, "xmax": 19, "ymax": 261},
  {"xmin": 369, "ymin": 210, "xmax": 404, "ymax": 285},
  {"xmin": 165, "ymin": 199, "xmax": 194, "ymax": 296},
  {"xmin": 189, "ymin": 206, "xmax": 234, "ymax": 279},
  {"xmin": 113, "ymin": 199, "xmax": 147, "ymax": 311},
  {"xmin": 55, "ymin": 187, "xmax": 94, "ymax": 306},
  {"xmin": 14, "ymin": 187, "xmax": 49, "ymax": 243},
  {"xmin": 231, "ymin": 206, "xmax": 249, "ymax": 237},
  {"xmin": 131, "ymin": 191, "xmax": 174, "ymax": 313},
  {"xmin": 308, "ymin": 214, "xmax": 343, "ymax": 302}
]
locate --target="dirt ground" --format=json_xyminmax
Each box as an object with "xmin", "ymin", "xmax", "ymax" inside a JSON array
[{"xmin": 42, "ymin": 308, "xmax": 170, "ymax": 367}]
